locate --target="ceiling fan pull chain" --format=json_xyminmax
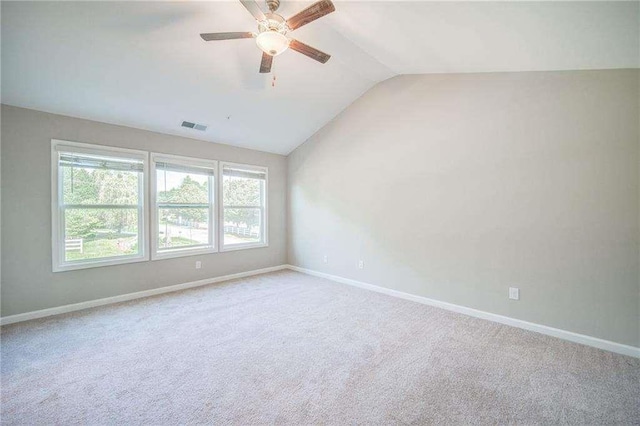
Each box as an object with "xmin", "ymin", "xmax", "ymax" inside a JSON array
[{"xmin": 272, "ymin": 74, "xmax": 276, "ymax": 87}]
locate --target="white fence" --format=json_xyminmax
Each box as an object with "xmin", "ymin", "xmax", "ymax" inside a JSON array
[
  {"xmin": 223, "ymin": 226, "xmax": 259, "ymax": 238},
  {"xmin": 65, "ymin": 238, "xmax": 84, "ymax": 253}
]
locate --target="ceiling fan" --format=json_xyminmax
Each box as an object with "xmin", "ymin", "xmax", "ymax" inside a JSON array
[{"xmin": 200, "ymin": 0, "xmax": 335, "ymax": 73}]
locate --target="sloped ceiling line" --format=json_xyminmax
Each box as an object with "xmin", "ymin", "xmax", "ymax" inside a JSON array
[{"xmin": 1, "ymin": 1, "xmax": 638, "ymax": 155}]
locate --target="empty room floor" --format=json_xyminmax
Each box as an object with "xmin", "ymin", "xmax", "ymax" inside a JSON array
[{"xmin": 2, "ymin": 270, "xmax": 638, "ymax": 425}]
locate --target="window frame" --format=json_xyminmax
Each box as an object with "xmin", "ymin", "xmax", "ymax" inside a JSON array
[
  {"xmin": 150, "ymin": 153, "xmax": 219, "ymax": 260},
  {"xmin": 51, "ymin": 139, "xmax": 149, "ymax": 272},
  {"xmin": 219, "ymin": 161, "xmax": 269, "ymax": 252}
]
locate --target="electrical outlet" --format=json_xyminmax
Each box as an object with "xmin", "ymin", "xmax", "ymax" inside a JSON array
[
  {"xmin": 358, "ymin": 260, "xmax": 364, "ymax": 269},
  {"xmin": 195, "ymin": 261, "xmax": 202, "ymax": 269},
  {"xmin": 323, "ymin": 255, "xmax": 328, "ymax": 264},
  {"xmin": 509, "ymin": 287, "xmax": 519, "ymax": 300}
]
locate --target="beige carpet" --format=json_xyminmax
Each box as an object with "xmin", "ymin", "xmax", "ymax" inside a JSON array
[{"xmin": 1, "ymin": 270, "xmax": 639, "ymax": 425}]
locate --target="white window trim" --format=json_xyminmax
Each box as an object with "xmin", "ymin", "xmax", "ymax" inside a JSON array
[
  {"xmin": 51, "ymin": 139, "xmax": 150, "ymax": 272},
  {"xmin": 219, "ymin": 161, "xmax": 269, "ymax": 252},
  {"xmin": 150, "ymin": 153, "xmax": 219, "ymax": 260}
]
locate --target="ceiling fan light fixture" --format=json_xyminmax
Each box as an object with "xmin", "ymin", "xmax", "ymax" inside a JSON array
[{"xmin": 256, "ymin": 30, "xmax": 289, "ymax": 56}]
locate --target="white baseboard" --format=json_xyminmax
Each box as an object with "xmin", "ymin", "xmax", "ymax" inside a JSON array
[
  {"xmin": 0, "ymin": 265, "xmax": 288, "ymax": 326},
  {"xmin": 3, "ymin": 263, "xmax": 638, "ymax": 358},
  {"xmin": 285, "ymin": 265, "xmax": 640, "ymax": 359}
]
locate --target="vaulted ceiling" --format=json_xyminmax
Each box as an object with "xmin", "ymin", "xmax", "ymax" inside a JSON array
[{"xmin": 2, "ymin": 1, "xmax": 638, "ymax": 155}]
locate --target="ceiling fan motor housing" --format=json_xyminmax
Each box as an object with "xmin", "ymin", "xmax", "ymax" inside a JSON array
[{"xmin": 258, "ymin": 12, "xmax": 288, "ymax": 33}]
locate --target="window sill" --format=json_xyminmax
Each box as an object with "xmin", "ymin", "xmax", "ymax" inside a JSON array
[
  {"xmin": 151, "ymin": 247, "xmax": 218, "ymax": 261},
  {"xmin": 220, "ymin": 242, "xmax": 268, "ymax": 252},
  {"xmin": 53, "ymin": 255, "xmax": 148, "ymax": 272}
]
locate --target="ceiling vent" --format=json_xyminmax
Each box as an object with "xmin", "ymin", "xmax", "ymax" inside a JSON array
[{"xmin": 181, "ymin": 121, "xmax": 207, "ymax": 132}]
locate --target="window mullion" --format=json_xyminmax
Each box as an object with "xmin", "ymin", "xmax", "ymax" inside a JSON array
[
  {"xmin": 209, "ymin": 174, "xmax": 215, "ymax": 250},
  {"xmin": 260, "ymin": 180, "xmax": 265, "ymax": 244},
  {"xmin": 157, "ymin": 204, "xmax": 209, "ymax": 209},
  {"xmin": 62, "ymin": 204, "xmax": 140, "ymax": 209},
  {"xmin": 58, "ymin": 159, "xmax": 65, "ymax": 267},
  {"xmin": 139, "ymin": 169, "xmax": 145, "ymax": 259}
]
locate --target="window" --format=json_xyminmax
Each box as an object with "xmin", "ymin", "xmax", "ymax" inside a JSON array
[
  {"xmin": 221, "ymin": 162, "xmax": 268, "ymax": 251},
  {"xmin": 151, "ymin": 154, "xmax": 217, "ymax": 259},
  {"xmin": 52, "ymin": 140, "xmax": 148, "ymax": 271},
  {"xmin": 52, "ymin": 141, "xmax": 269, "ymax": 270}
]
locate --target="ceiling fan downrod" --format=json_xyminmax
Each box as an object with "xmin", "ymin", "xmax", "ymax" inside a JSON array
[{"xmin": 266, "ymin": 0, "xmax": 280, "ymax": 12}]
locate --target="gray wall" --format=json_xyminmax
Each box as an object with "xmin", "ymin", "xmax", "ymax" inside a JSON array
[
  {"xmin": 1, "ymin": 105, "xmax": 287, "ymax": 316},
  {"xmin": 288, "ymin": 69, "xmax": 640, "ymax": 347}
]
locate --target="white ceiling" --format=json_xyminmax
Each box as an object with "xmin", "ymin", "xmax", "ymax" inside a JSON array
[{"xmin": 2, "ymin": 1, "xmax": 638, "ymax": 155}]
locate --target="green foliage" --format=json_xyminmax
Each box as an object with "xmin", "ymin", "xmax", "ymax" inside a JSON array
[
  {"xmin": 158, "ymin": 175, "xmax": 208, "ymax": 204},
  {"xmin": 62, "ymin": 168, "xmax": 98, "ymax": 204},
  {"xmin": 223, "ymin": 176, "xmax": 262, "ymax": 228},
  {"xmin": 223, "ymin": 176, "xmax": 261, "ymax": 206},
  {"xmin": 63, "ymin": 167, "xmax": 138, "ymax": 205},
  {"xmin": 65, "ymin": 209, "xmax": 102, "ymax": 239},
  {"xmin": 62, "ymin": 166, "xmax": 139, "ymax": 238},
  {"xmin": 158, "ymin": 175, "xmax": 209, "ymax": 224},
  {"xmin": 61, "ymin": 167, "xmax": 264, "ymax": 244},
  {"xmin": 224, "ymin": 208, "xmax": 260, "ymax": 229}
]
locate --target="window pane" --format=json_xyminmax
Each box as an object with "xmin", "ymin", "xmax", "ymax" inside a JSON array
[
  {"xmin": 62, "ymin": 166, "xmax": 139, "ymax": 205},
  {"xmin": 157, "ymin": 169, "xmax": 209, "ymax": 204},
  {"xmin": 158, "ymin": 207, "xmax": 210, "ymax": 250},
  {"xmin": 223, "ymin": 208, "xmax": 261, "ymax": 245},
  {"xmin": 64, "ymin": 208, "xmax": 139, "ymax": 262},
  {"xmin": 223, "ymin": 175, "xmax": 262, "ymax": 207}
]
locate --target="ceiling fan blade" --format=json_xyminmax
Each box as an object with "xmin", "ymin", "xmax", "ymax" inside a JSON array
[
  {"xmin": 289, "ymin": 39, "xmax": 331, "ymax": 64},
  {"xmin": 259, "ymin": 52, "xmax": 273, "ymax": 73},
  {"xmin": 240, "ymin": 0, "xmax": 266, "ymax": 22},
  {"xmin": 286, "ymin": 0, "xmax": 335, "ymax": 30},
  {"xmin": 200, "ymin": 32, "xmax": 254, "ymax": 41}
]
